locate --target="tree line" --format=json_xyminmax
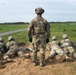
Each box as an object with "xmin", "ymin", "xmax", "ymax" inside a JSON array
[{"xmin": 0, "ymin": 22, "xmax": 29, "ymax": 25}]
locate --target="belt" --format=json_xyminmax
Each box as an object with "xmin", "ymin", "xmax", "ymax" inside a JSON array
[{"xmin": 34, "ymin": 32, "xmax": 45, "ymax": 35}]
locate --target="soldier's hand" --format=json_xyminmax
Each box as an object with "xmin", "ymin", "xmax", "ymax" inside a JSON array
[
  {"xmin": 29, "ymin": 38, "xmax": 32, "ymax": 42},
  {"xmin": 46, "ymin": 38, "xmax": 49, "ymax": 43}
]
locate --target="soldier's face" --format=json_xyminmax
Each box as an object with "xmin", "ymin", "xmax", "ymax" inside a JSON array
[{"xmin": 37, "ymin": 13, "xmax": 42, "ymax": 17}]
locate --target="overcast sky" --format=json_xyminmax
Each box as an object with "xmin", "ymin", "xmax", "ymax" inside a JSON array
[{"xmin": 0, "ymin": 0, "xmax": 76, "ymax": 23}]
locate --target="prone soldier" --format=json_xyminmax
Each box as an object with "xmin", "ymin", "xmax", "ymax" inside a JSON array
[
  {"xmin": 61, "ymin": 34, "xmax": 76, "ymax": 58},
  {"xmin": 46, "ymin": 36, "xmax": 73, "ymax": 62},
  {"xmin": 3, "ymin": 36, "xmax": 31, "ymax": 62}
]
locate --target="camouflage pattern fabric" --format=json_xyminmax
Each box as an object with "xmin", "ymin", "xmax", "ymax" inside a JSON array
[
  {"xmin": 61, "ymin": 39, "xmax": 75, "ymax": 57},
  {"xmin": 17, "ymin": 48, "xmax": 31, "ymax": 58},
  {"xmin": 48, "ymin": 40, "xmax": 73, "ymax": 62},
  {"xmin": 28, "ymin": 16, "xmax": 50, "ymax": 65},
  {"xmin": 0, "ymin": 42, "xmax": 6, "ymax": 54},
  {"xmin": 4, "ymin": 41, "xmax": 31, "ymax": 59},
  {"xmin": 49, "ymin": 40, "xmax": 65, "ymax": 58},
  {"xmin": 4, "ymin": 41, "xmax": 19, "ymax": 59}
]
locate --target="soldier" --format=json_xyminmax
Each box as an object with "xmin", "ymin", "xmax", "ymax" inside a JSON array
[
  {"xmin": 3, "ymin": 36, "xmax": 31, "ymax": 61},
  {"xmin": 0, "ymin": 38, "xmax": 6, "ymax": 58},
  {"xmin": 28, "ymin": 7, "xmax": 50, "ymax": 67},
  {"xmin": 3, "ymin": 36, "xmax": 19, "ymax": 61},
  {"xmin": 61, "ymin": 34, "xmax": 76, "ymax": 58},
  {"xmin": 46, "ymin": 36, "xmax": 73, "ymax": 62}
]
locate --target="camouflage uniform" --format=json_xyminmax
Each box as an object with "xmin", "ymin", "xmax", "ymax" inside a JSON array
[
  {"xmin": 48, "ymin": 36, "xmax": 73, "ymax": 61},
  {"xmin": 61, "ymin": 34, "xmax": 75, "ymax": 58},
  {"xmin": 0, "ymin": 38, "xmax": 6, "ymax": 58},
  {"xmin": 17, "ymin": 48, "xmax": 31, "ymax": 58},
  {"xmin": 28, "ymin": 7, "xmax": 50, "ymax": 66},
  {"xmin": 3, "ymin": 36, "xmax": 19, "ymax": 60},
  {"xmin": 3, "ymin": 36, "xmax": 31, "ymax": 60}
]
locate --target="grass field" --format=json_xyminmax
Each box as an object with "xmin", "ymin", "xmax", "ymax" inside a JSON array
[
  {"xmin": 0, "ymin": 22, "xmax": 76, "ymax": 43},
  {"xmin": 51, "ymin": 22, "xmax": 76, "ymax": 43},
  {"xmin": 0, "ymin": 24, "xmax": 28, "ymax": 33}
]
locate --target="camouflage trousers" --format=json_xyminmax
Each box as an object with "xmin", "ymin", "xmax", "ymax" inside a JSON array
[
  {"xmin": 49, "ymin": 45, "xmax": 66, "ymax": 58},
  {"xmin": 3, "ymin": 46, "xmax": 19, "ymax": 59},
  {"xmin": 3, "ymin": 47, "xmax": 31, "ymax": 59},
  {"xmin": 32, "ymin": 34, "xmax": 46, "ymax": 64},
  {"xmin": 63, "ymin": 46, "xmax": 75, "ymax": 57},
  {"xmin": 17, "ymin": 48, "xmax": 31, "ymax": 58}
]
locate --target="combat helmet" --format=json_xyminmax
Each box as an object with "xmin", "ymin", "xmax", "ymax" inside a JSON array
[
  {"xmin": 35, "ymin": 7, "xmax": 44, "ymax": 14},
  {"xmin": 0, "ymin": 38, "xmax": 4, "ymax": 42},
  {"xmin": 52, "ymin": 36, "xmax": 57, "ymax": 40},
  {"xmin": 8, "ymin": 36, "xmax": 14, "ymax": 41},
  {"xmin": 63, "ymin": 34, "xmax": 68, "ymax": 39}
]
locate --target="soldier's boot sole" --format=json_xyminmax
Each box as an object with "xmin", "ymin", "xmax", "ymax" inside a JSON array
[{"xmin": 66, "ymin": 58, "xmax": 74, "ymax": 62}]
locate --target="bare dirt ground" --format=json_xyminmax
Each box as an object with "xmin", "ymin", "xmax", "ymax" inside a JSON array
[{"xmin": 0, "ymin": 43, "xmax": 76, "ymax": 75}]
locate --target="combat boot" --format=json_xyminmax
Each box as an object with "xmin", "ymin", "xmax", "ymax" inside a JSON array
[
  {"xmin": 31, "ymin": 51, "xmax": 38, "ymax": 66},
  {"xmin": 46, "ymin": 56, "xmax": 51, "ymax": 62},
  {"xmin": 40, "ymin": 53, "xmax": 45, "ymax": 67},
  {"xmin": 66, "ymin": 57, "xmax": 74, "ymax": 62},
  {"xmin": 73, "ymin": 52, "xmax": 76, "ymax": 59},
  {"xmin": 6, "ymin": 58, "xmax": 13, "ymax": 62},
  {"xmin": 33, "ymin": 61, "xmax": 39, "ymax": 66},
  {"xmin": 40, "ymin": 60, "xmax": 45, "ymax": 67},
  {"xmin": 3, "ymin": 55, "xmax": 13, "ymax": 62}
]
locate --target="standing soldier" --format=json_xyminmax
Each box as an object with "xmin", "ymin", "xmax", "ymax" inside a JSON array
[{"xmin": 28, "ymin": 7, "xmax": 50, "ymax": 67}]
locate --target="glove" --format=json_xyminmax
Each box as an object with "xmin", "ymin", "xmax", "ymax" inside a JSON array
[
  {"xmin": 46, "ymin": 38, "xmax": 49, "ymax": 43},
  {"xmin": 29, "ymin": 38, "xmax": 32, "ymax": 42}
]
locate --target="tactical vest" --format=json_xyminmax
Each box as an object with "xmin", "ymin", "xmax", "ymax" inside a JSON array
[
  {"xmin": 33, "ymin": 17, "xmax": 46, "ymax": 34},
  {"xmin": 62, "ymin": 39, "xmax": 72, "ymax": 47},
  {"xmin": 7, "ymin": 41, "xmax": 18, "ymax": 49},
  {"xmin": 51, "ymin": 41, "xmax": 60, "ymax": 46}
]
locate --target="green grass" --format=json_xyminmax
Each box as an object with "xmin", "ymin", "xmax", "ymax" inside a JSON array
[
  {"xmin": 51, "ymin": 22, "xmax": 76, "ymax": 43},
  {"xmin": 0, "ymin": 24, "xmax": 28, "ymax": 33},
  {"xmin": 2, "ymin": 30, "xmax": 29, "ymax": 43},
  {"xmin": 0, "ymin": 22, "xmax": 76, "ymax": 43}
]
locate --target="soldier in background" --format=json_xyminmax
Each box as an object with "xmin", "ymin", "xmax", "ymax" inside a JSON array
[
  {"xmin": 3, "ymin": 36, "xmax": 31, "ymax": 62},
  {"xmin": 46, "ymin": 36, "xmax": 73, "ymax": 62},
  {"xmin": 61, "ymin": 34, "xmax": 76, "ymax": 58},
  {"xmin": 3, "ymin": 36, "xmax": 19, "ymax": 61},
  {"xmin": 28, "ymin": 7, "xmax": 50, "ymax": 67},
  {"xmin": 0, "ymin": 38, "xmax": 6, "ymax": 58}
]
